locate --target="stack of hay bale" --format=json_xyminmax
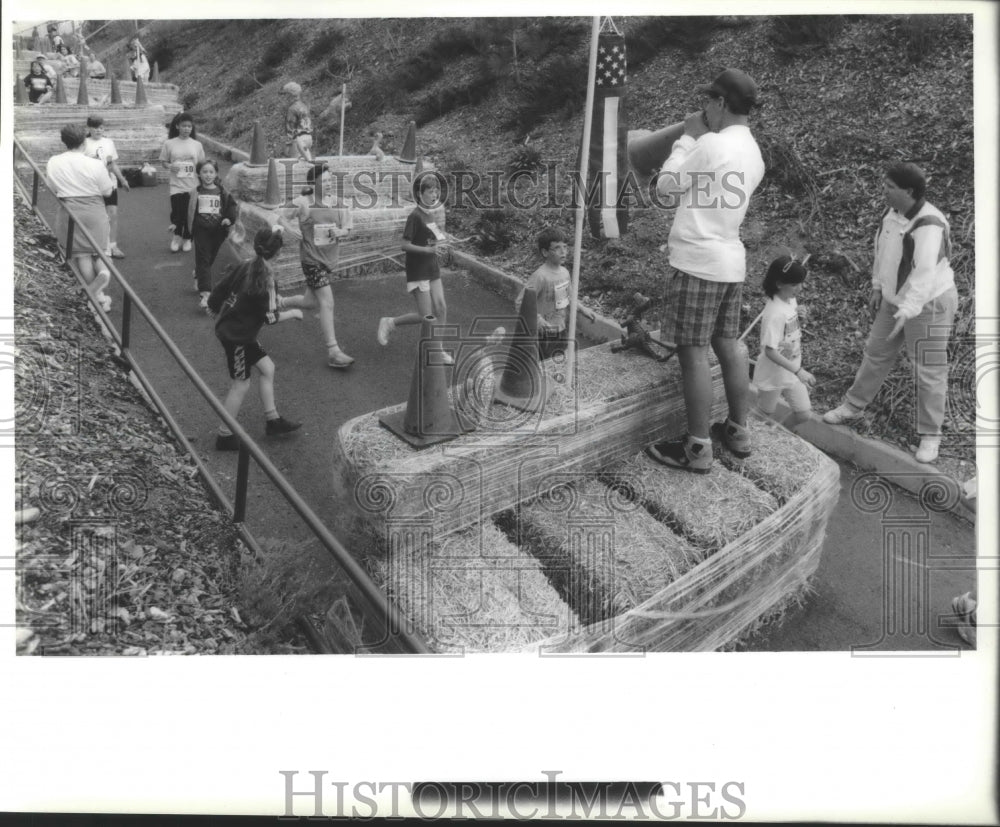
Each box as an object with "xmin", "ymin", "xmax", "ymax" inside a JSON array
[
  {"xmin": 13, "ymin": 104, "xmax": 173, "ymax": 183},
  {"xmin": 335, "ymin": 341, "xmax": 840, "ymax": 653},
  {"xmin": 225, "ymin": 155, "xmax": 439, "ymax": 289}
]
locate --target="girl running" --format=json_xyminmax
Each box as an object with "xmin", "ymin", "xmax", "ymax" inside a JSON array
[
  {"xmin": 84, "ymin": 116, "xmax": 130, "ymax": 260},
  {"xmin": 206, "ymin": 227, "xmax": 304, "ymax": 451},
  {"xmin": 159, "ymin": 112, "xmax": 205, "ymax": 253},
  {"xmin": 376, "ymin": 171, "xmax": 451, "ymax": 363},
  {"xmin": 186, "ymin": 159, "xmax": 238, "ymax": 309},
  {"xmin": 280, "ymin": 162, "xmax": 354, "ymax": 368}
]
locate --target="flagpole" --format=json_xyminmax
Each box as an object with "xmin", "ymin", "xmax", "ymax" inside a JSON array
[
  {"xmin": 339, "ymin": 83, "xmax": 346, "ymax": 156},
  {"xmin": 565, "ymin": 16, "xmax": 602, "ymax": 389}
]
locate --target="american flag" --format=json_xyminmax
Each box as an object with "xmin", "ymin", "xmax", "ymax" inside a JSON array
[{"xmin": 586, "ymin": 31, "xmax": 629, "ymax": 239}]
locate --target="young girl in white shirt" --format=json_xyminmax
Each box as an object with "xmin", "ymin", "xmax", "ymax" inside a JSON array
[{"xmin": 753, "ymin": 255, "xmax": 816, "ymax": 427}]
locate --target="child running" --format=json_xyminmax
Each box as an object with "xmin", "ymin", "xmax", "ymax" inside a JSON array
[
  {"xmin": 377, "ymin": 172, "xmax": 451, "ymax": 363},
  {"xmin": 514, "ymin": 226, "xmax": 585, "ymax": 361},
  {"xmin": 207, "ymin": 227, "xmax": 303, "ymax": 451},
  {"xmin": 186, "ymin": 159, "xmax": 238, "ymax": 309},
  {"xmin": 750, "ymin": 255, "xmax": 816, "ymax": 428},
  {"xmin": 84, "ymin": 116, "xmax": 130, "ymax": 260},
  {"xmin": 159, "ymin": 112, "xmax": 205, "ymax": 253},
  {"xmin": 279, "ymin": 162, "xmax": 355, "ymax": 368}
]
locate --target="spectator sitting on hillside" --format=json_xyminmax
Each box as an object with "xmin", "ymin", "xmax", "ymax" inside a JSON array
[
  {"xmin": 283, "ymin": 82, "xmax": 314, "ymax": 161},
  {"xmin": 24, "ymin": 61, "xmax": 54, "ymax": 103},
  {"xmin": 55, "ymin": 43, "xmax": 80, "ymax": 76},
  {"xmin": 85, "ymin": 49, "xmax": 107, "ymax": 79}
]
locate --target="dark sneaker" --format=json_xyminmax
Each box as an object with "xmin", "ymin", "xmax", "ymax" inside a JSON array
[
  {"xmin": 215, "ymin": 433, "xmax": 239, "ymax": 451},
  {"xmin": 265, "ymin": 416, "xmax": 302, "ymax": 436},
  {"xmin": 645, "ymin": 436, "xmax": 712, "ymax": 474},
  {"xmin": 711, "ymin": 419, "xmax": 752, "ymax": 459}
]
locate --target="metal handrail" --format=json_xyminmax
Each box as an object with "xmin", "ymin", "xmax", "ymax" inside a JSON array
[{"xmin": 12, "ymin": 135, "xmax": 430, "ymax": 654}]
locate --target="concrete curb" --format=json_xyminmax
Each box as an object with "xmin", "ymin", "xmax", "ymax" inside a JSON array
[
  {"xmin": 199, "ymin": 132, "xmax": 250, "ymax": 164},
  {"xmin": 772, "ymin": 399, "xmax": 976, "ymax": 523},
  {"xmin": 449, "ymin": 248, "xmax": 625, "ymax": 345}
]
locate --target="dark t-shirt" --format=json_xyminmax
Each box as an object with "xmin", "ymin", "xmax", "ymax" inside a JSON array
[{"xmin": 402, "ymin": 208, "xmax": 441, "ymax": 283}]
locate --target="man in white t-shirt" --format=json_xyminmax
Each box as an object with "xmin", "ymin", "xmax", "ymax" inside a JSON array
[{"xmin": 646, "ymin": 69, "xmax": 765, "ymax": 474}]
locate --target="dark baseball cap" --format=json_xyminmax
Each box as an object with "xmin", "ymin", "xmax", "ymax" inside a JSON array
[{"xmin": 697, "ymin": 69, "xmax": 759, "ymax": 112}]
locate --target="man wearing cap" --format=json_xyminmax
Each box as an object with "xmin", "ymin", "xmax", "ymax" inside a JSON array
[
  {"xmin": 283, "ymin": 82, "xmax": 314, "ymax": 161},
  {"xmin": 822, "ymin": 162, "xmax": 957, "ymax": 463},
  {"xmin": 646, "ymin": 68, "xmax": 765, "ymax": 474}
]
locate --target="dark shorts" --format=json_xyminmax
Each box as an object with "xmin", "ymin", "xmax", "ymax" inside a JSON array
[
  {"xmin": 302, "ymin": 261, "xmax": 332, "ymax": 290},
  {"xmin": 538, "ymin": 328, "xmax": 567, "ymax": 361},
  {"xmin": 659, "ymin": 268, "xmax": 743, "ymax": 347},
  {"xmin": 103, "ymin": 189, "xmax": 119, "ymax": 207},
  {"xmin": 223, "ymin": 340, "xmax": 266, "ymax": 380}
]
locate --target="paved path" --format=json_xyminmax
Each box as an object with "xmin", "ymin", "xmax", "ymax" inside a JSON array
[{"xmin": 28, "ymin": 175, "xmax": 977, "ymax": 653}]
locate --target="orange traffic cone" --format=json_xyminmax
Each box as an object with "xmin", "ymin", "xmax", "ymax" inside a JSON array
[
  {"xmin": 493, "ymin": 287, "xmax": 552, "ymax": 413},
  {"xmin": 134, "ymin": 75, "xmax": 148, "ymax": 106},
  {"xmin": 110, "ymin": 73, "xmax": 122, "ymax": 104},
  {"xmin": 76, "ymin": 69, "xmax": 89, "ymax": 105},
  {"xmin": 379, "ymin": 316, "xmax": 469, "ymax": 448},
  {"xmin": 54, "ymin": 73, "xmax": 67, "ymax": 103},
  {"xmin": 15, "ymin": 75, "xmax": 28, "ymax": 105},
  {"xmin": 398, "ymin": 120, "xmax": 417, "ymax": 163},
  {"xmin": 261, "ymin": 157, "xmax": 283, "ymax": 208},
  {"xmin": 151, "ymin": 61, "xmax": 159, "ymax": 83},
  {"xmin": 248, "ymin": 121, "xmax": 267, "ymax": 166}
]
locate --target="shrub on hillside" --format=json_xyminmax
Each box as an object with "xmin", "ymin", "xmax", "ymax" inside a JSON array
[
  {"xmin": 229, "ymin": 75, "xmax": 260, "ymax": 99},
  {"xmin": 627, "ymin": 17, "xmax": 720, "ymax": 68},
  {"xmin": 506, "ymin": 53, "xmax": 588, "ymax": 134},
  {"xmin": 261, "ymin": 30, "xmax": 297, "ymax": 70},
  {"xmin": 413, "ymin": 69, "xmax": 500, "ymax": 126},
  {"xmin": 507, "ymin": 144, "xmax": 542, "ymax": 174},
  {"xmin": 769, "ymin": 16, "xmax": 845, "ymax": 59},
  {"xmin": 304, "ymin": 24, "xmax": 348, "ymax": 64},
  {"xmin": 473, "ymin": 208, "xmax": 519, "ymax": 255}
]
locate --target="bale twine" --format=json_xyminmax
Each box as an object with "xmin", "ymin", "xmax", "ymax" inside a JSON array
[
  {"xmin": 368, "ymin": 522, "xmax": 579, "ymax": 653},
  {"xmin": 512, "ymin": 478, "xmax": 705, "ymax": 627}
]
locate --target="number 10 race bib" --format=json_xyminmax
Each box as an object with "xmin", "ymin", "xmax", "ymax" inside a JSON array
[
  {"xmin": 314, "ymin": 223, "xmax": 340, "ymax": 246},
  {"xmin": 177, "ymin": 162, "xmax": 195, "ymax": 178},
  {"xmin": 197, "ymin": 194, "xmax": 221, "ymax": 215}
]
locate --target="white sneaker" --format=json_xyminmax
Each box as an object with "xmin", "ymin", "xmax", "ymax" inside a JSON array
[
  {"xmin": 822, "ymin": 403, "xmax": 863, "ymax": 425},
  {"xmin": 182, "ymin": 239, "xmax": 192, "ymax": 252},
  {"xmin": 92, "ymin": 269, "xmax": 111, "ymax": 295},
  {"xmin": 170, "ymin": 236, "xmax": 181, "ymax": 253},
  {"xmin": 97, "ymin": 292, "xmax": 112, "ymax": 312},
  {"xmin": 377, "ymin": 317, "xmax": 394, "ymax": 346},
  {"xmin": 440, "ymin": 351, "xmax": 454, "ymax": 366},
  {"xmin": 199, "ymin": 292, "xmax": 210, "ymax": 309},
  {"xmin": 914, "ymin": 436, "xmax": 941, "ymax": 463}
]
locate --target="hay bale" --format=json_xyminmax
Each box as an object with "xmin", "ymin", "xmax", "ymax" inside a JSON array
[
  {"xmin": 711, "ymin": 415, "xmax": 824, "ymax": 504},
  {"xmin": 368, "ymin": 522, "xmax": 579, "ymax": 653},
  {"xmin": 514, "ymin": 478, "xmax": 705, "ymax": 626},
  {"xmin": 603, "ymin": 452, "xmax": 779, "ymax": 551}
]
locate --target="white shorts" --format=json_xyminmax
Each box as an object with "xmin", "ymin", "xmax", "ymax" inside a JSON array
[
  {"xmin": 756, "ymin": 381, "xmax": 812, "ymax": 414},
  {"xmin": 406, "ymin": 279, "xmax": 431, "ymax": 293}
]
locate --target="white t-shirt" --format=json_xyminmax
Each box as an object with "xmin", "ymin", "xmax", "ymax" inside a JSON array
[
  {"xmin": 83, "ymin": 136, "xmax": 118, "ymax": 190},
  {"xmin": 159, "ymin": 137, "xmax": 205, "ymax": 195},
  {"xmin": 753, "ymin": 296, "xmax": 802, "ymax": 391},
  {"xmin": 657, "ymin": 124, "xmax": 765, "ymax": 283},
  {"xmin": 46, "ymin": 151, "xmax": 113, "ymax": 199}
]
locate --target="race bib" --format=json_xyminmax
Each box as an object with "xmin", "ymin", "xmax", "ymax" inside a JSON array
[
  {"xmin": 197, "ymin": 194, "xmax": 221, "ymax": 215},
  {"xmin": 177, "ymin": 161, "xmax": 195, "ymax": 178},
  {"xmin": 314, "ymin": 223, "xmax": 340, "ymax": 246},
  {"xmin": 554, "ymin": 279, "xmax": 570, "ymax": 310},
  {"xmin": 425, "ymin": 222, "xmax": 447, "ymax": 242}
]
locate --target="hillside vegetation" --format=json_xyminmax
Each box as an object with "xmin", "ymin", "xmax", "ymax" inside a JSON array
[{"xmin": 85, "ymin": 15, "xmax": 976, "ymax": 461}]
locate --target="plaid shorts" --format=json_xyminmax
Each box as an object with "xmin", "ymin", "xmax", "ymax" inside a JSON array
[{"xmin": 659, "ymin": 268, "xmax": 743, "ymax": 347}]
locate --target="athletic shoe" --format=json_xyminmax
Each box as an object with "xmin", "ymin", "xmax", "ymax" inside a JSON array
[
  {"xmin": 91, "ymin": 269, "xmax": 111, "ymax": 296},
  {"xmin": 182, "ymin": 239, "xmax": 192, "ymax": 252},
  {"xmin": 265, "ymin": 416, "xmax": 302, "ymax": 436},
  {"xmin": 215, "ymin": 433, "xmax": 239, "ymax": 451},
  {"xmin": 645, "ymin": 436, "xmax": 712, "ymax": 474},
  {"xmin": 822, "ymin": 402, "xmax": 863, "ymax": 425},
  {"xmin": 377, "ymin": 317, "xmax": 394, "ymax": 346},
  {"xmin": 710, "ymin": 418, "xmax": 752, "ymax": 459},
  {"xmin": 913, "ymin": 436, "xmax": 941, "ymax": 463},
  {"xmin": 440, "ymin": 351, "xmax": 454, "ymax": 366},
  {"xmin": 327, "ymin": 345, "xmax": 355, "ymax": 368},
  {"xmin": 170, "ymin": 236, "xmax": 181, "ymax": 253},
  {"xmin": 199, "ymin": 292, "xmax": 210, "ymax": 309},
  {"xmin": 951, "ymin": 592, "xmax": 977, "ymax": 646},
  {"xmin": 97, "ymin": 292, "xmax": 112, "ymax": 313},
  {"xmin": 110, "ymin": 245, "xmax": 125, "ymax": 259}
]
